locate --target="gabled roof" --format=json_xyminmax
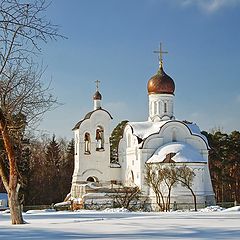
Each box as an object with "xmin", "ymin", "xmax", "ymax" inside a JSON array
[
  {"xmin": 127, "ymin": 119, "xmax": 209, "ymax": 149},
  {"xmin": 128, "ymin": 120, "xmax": 169, "ymax": 139},
  {"xmin": 72, "ymin": 108, "xmax": 113, "ymax": 130}
]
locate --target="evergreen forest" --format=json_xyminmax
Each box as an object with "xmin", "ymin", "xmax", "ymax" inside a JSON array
[{"xmin": 0, "ymin": 135, "xmax": 74, "ymax": 206}]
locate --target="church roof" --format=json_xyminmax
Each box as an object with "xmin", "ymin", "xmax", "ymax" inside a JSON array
[
  {"xmin": 128, "ymin": 120, "xmax": 209, "ymax": 148},
  {"xmin": 129, "ymin": 120, "xmax": 168, "ymax": 139},
  {"xmin": 146, "ymin": 142, "xmax": 206, "ymax": 163},
  {"xmin": 72, "ymin": 108, "xmax": 113, "ymax": 130}
]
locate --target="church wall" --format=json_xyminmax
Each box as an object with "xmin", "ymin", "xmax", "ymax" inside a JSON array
[
  {"xmin": 125, "ymin": 147, "xmax": 139, "ymax": 185},
  {"xmin": 147, "ymin": 163, "xmax": 215, "ymax": 209},
  {"xmin": 119, "ymin": 127, "xmax": 145, "ymax": 187},
  {"xmin": 171, "ymin": 163, "xmax": 206, "ymax": 194},
  {"xmin": 118, "ymin": 120, "xmax": 215, "ymax": 208},
  {"xmin": 118, "ymin": 138, "xmax": 127, "ymax": 184},
  {"xmin": 148, "ymin": 94, "xmax": 174, "ymax": 121},
  {"xmin": 203, "ymin": 165, "xmax": 215, "ymax": 198},
  {"xmin": 137, "ymin": 149, "xmax": 153, "ymax": 193},
  {"xmin": 109, "ymin": 167, "xmax": 121, "ymax": 183}
]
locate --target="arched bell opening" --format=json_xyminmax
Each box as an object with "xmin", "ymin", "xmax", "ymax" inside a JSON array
[{"xmin": 96, "ymin": 126, "xmax": 104, "ymax": 151}]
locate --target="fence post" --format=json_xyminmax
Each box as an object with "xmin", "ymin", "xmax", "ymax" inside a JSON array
[{"xmin": 173, "ymin": 201, "xmax": 177, "ymax": 211}]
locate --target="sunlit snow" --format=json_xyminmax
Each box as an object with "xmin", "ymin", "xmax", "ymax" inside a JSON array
[
  {"xmin": 147, "ymin": 142, "xmax": 206, "ymax": 163},
  {"xmin": 1, "ymin": 207, "xmax": 240, "ymax": 239}
]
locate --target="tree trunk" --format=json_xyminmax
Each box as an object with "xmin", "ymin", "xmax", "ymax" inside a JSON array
[
  {"xmin": 8, "ymin": 186, "xmax": 24, "ymax": 224},
  {"xmin": 156, "ymin": 190, "xmax": 165, "ymax": 211},
  {"xmin": 167, "ymin": 187, "xmax": 172, "ymax": 212},
  {"xmin": 160, "ymin": 191, "xmax": 165, "ymax": 211},
  {"xmin": 0, "ymin": 109, "xmax": 24, "ymax": 224},
  {"xmin": 189, "ymin": 187, "xmax": 197, "ymax": 211},
  {"xmin": 156, "ymin": 192, "xmax": 163, "ymax": 211}
]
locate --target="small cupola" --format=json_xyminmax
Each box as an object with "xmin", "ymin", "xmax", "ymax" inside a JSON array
[
  {"xmin": 93, "ymin": 90, "xmax": 102, "ymax": 100},
  {"xmin": 93, "ymin": 80, "xmax": 102, "ymax": 110}
]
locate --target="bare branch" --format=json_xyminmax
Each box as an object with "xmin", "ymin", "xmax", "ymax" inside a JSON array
[{"xmin": 0, "ymin": 0, "xmax": 64, "ymax": 224}]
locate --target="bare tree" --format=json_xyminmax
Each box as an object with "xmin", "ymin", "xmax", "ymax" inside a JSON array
[
  {"xmin": 162, "ymin": 165, "xmax": 178, "ymax": 211},
  {"xmin": 145, "ymin": 163, "xmax": 166, "ymax": 211},
  {"xmin": 111, "ymin": 185, "xmax": 141, "ymax": 210},
  {"xmin": 0, "ymin": 0, "xmax": 63, "ymax": 224},
  {"xmin": 145, "ymin": 163, "xmax": 196, "ymax": 211},
  {"xmin": 176, "ymin": 165, "xmax": 197, "ymax": 211}
]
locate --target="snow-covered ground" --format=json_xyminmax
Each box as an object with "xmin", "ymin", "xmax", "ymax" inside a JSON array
[{"xmin": 0, "ymin": 207, "xmax": 240, "ymax": 239}]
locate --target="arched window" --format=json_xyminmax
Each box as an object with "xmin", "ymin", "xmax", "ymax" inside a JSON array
[
  {"xmin": 96, "ymin": 126, "xmax": 104, "ymax": 151},
  {"xmin": 172, "ymin": 130, "xmax": 177, "ymax": 142},
  {"xmin": 131, "ymin": 170, "xmax": 134, "ymax": 182},
  {"xmin": 84, "ymin": 132, "xmax": 91, "ymax": 154},
  {"xmin": 164, "ymin": 102, "xmax": 167, "ymax": 113},
  {"xmin": 154, "ymin": 102, "xmax": 157, "ymax": 115}
]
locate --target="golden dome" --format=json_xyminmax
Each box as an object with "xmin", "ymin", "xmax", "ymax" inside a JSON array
[{"xmin": 147, "ymin": 66, "xmax": 175, "ymax": 95}]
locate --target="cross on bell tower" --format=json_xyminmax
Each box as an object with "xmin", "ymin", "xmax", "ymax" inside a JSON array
[
  {"xmin": 153, "ymin": 42, "xmax": 168, "ymax": 68},
  {"xmin": 93, "ymin": 80, "xmax": 102, "ymax": 110}
]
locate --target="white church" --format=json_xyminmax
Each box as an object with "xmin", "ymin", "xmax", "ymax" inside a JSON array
[{"xmin": 71, "ymin": 45, "xmax": 215, "ymax": 209}]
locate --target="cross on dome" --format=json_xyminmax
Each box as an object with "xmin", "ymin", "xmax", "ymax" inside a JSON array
[
  {"xmin": 95, "ymin": 80, "xmax": 100, "ymax": 91},
  {"xmin": 148, "ymin": 43, "xmax": 175, "ymax": 96},
  {"xmin": 153, "ymin": 42, "xmax": 168, "ymax": 68}
]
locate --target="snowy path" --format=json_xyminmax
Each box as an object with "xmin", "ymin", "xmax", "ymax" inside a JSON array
[{"xmin": 0, "ymin": 210, "xmax": 240, "ymax": 239}]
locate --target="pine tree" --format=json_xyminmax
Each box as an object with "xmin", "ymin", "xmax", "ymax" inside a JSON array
[
  {"xmin": 66, "ymin": 138, "xmax": 74, "ymax": 169},
  {"xmin": 25, "ymin": 138, "xmax": 47, "ymax": 205},
  {"xmin": 44, "ymin": 135, "xmax": 62, "ymax": 204},
  {"xmin": 228, "ymin": 131, "xmax": 240, "ymax": 202},
  {"xmin": 17, "ymin": 139, "xmax": 31, "ymax": 205},
  {"xmin": 45, "ymin": 135, "xmax": 61, "ymax": 170},
  {"xmin": 59, "ymin": 139, "xmax": 74, "ymax": 199},
  {"xmin": 110, "ymin": 120, "xmax": 128, "ymax": 164},
  {"xmin": 204, "ymin": 130, "xmax": 240, "ymax": 204}
]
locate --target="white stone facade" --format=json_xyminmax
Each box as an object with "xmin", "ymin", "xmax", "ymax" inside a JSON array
[
  {"xmin": 71, "ymin": 61, "xmax": 215, "ymax": 208},
  {"xmin": 118, "ymin": 120, "xmax": 215, "ymax": 206},
  {"xmin": 117, "ymin": 60, "xmax": 215, "ymax": 206},
  {"xmin": 71, "ymin": 95, "xmax": 121, "ymax": 198},
  {"xmin": 148, "ymin": 93, "xmax": 174, "ymax": 121}
]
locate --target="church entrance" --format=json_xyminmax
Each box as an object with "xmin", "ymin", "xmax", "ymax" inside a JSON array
[{"xmin": 86, "ymin": 176, "xmax": 98, "ymax": 182}]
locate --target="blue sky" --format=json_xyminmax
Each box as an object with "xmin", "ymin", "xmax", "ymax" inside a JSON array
[{"xmin": 39, "ymin": 0, "xmax": 240, "ymax": 139}]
